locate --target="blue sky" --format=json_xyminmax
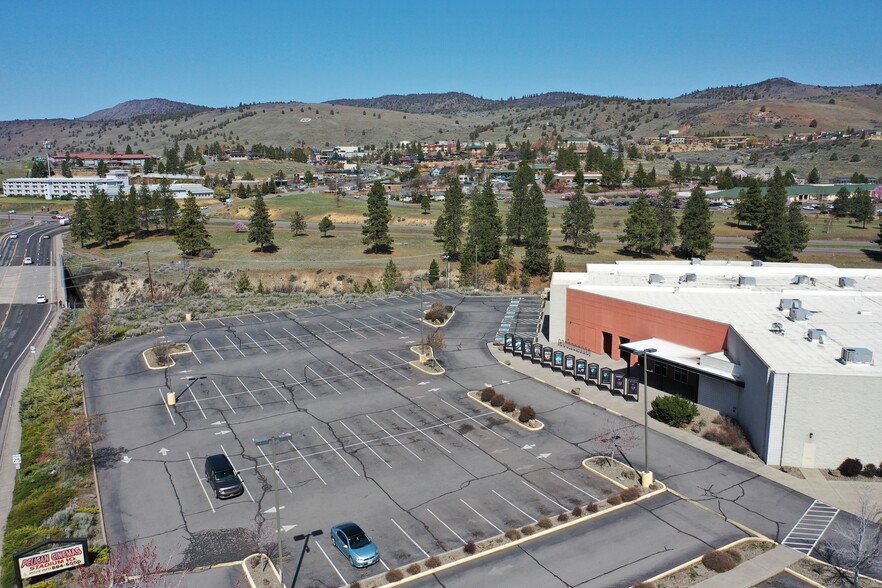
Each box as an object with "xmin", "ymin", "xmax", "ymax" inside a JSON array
[{"xmin": 3, "ymin": 0, "xmax": 879, "ymax": 120}]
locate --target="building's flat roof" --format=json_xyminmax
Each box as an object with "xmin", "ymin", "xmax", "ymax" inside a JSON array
[{"xmin": 560, "ymin": 261, "xmax": 882, "ymax": 376}]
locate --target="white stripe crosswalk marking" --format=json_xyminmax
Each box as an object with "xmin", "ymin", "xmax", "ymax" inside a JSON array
[{"xmin": 782, "ymin": 500, "xmax": 839, "ymax": 555}]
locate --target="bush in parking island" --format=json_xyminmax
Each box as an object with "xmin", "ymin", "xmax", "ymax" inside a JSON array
[
  {"xmin": 501, "ymin": 399, "xmax": 517, "ymax": 413},
  {"xmin": 490, "ymin": 393, "xmax": 506, "ymax": 407},
  {"xmin": 480, "ymin": 387, "xmax": 496, "ymax": 402},
  {"xmin": 701, "ymin": 549, "xmax": 741, "ymax": 573},
  {"xmin": 650, "ymin": 395, "xmax": 698, "ymax": 428},
  {"xmin": 518, "ymin": 405, "xmax": 536, "ymax": 423}
]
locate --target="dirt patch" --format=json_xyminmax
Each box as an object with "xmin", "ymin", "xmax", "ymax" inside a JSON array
[
  {"xmin": 242, "ymin": 554, "xmax": 278, "ymax": 587},
  {"xmin": 143, "ymin": 342, "xmax": 190, "ymax": 369},
  {"xmin": 686, "ymin": 405, "xmax": 759, "ymax": 460},
  {"xmin": 820, "ymin": 467, "xmax": 882, "ymax": 483},
  {"xmin": 652, "ymin": 540, "xmax": 775, "ymax": 588},
  {"xmin": 789, "ymin": 557, "xmax": 882, "ymax": 588}
]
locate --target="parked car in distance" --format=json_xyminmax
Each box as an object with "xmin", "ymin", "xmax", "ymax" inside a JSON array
[
  {"xmin": 36, "ymin": 294, "xmax": 47, "ymax": 304},
  {"xmin": 24, "ymin": 256, "xmax": 32, "ymax": 265},
  {"xmin": 42, "ymin": 234, "xmax": 50, "ymax": 239},
  {"xmin": 204, "ymin": 454, "xmax": 244, "ymax": 499},
  {"xmin": 49, "ymin": 210, "xmax": 59, "ymax": 215},
  {"xmin": 330, "ymin": 522, "xmax": 379, "ymax": 567},
  {"xmin": 8, "ymin": 209, "xmax": 15, "ymax": 214}
]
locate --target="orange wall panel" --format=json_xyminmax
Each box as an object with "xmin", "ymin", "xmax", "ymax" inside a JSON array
[{"xmin": 566, "ymin": 290, "xmax": 729, "ymax": 360}]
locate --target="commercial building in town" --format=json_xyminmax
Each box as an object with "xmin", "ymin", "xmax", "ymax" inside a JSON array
[
  {"xmin": 548, "ymin": 261, "xmax": 882, "ymax": 469},
  {"xmin": 50, "ymin": 152, "xmax": 158, "ymax": 168},
  {"xmin": 2, "ymin": 172, "xmax": 130, "ymax": 198}
]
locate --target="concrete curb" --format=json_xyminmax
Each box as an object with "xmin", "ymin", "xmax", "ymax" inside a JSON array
[
  {"xmin": 141, "ymin": 342, "xmax": 193, "ymax": 370},
  {"xmin": 641, "ymin": 537, "xmax": 775, "ymax": 585},
  {"xmin": 781, "ymin": 567, "xmax": 826, "ymax": 588},
  {"xmin": 466, "ymin": 391, "xmax": 544, "ymax": 431},
  {"xmin": 421, "ymin": 309, "xmax": 455, "ymax": 328},
  {"xmin": 582, "ymin": 456, "xmax": 652, "ymax": 491},
  {"xmin": 240, "ymin": 553, "xmax": 280, "ymax": 588},
  {"xmin": 408, "ymin": 345, "xmax": 445, "ymax": 375}
]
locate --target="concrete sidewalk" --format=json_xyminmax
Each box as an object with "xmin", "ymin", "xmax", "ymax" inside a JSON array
[
  {"xmin": 487, "ymin": 341, "xmax": 881, "ymax": 517},
  {"xmin": 693, "ymin": 545, "xmax": 804, "ymax": 587}
]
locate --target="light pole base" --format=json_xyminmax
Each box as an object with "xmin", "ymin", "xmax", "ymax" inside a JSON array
[
  {"xmin": 166, "ymin": 392, "xmax": 176, "ymax": 406},
  {"xmin": 640, "ymin": 470, "xmax": 654, "ymax": 488}
]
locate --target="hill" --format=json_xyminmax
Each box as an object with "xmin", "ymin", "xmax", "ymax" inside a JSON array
[
  {"xmin": 681, "ymin": 77, "xmax": 882, "ymax": 102},
  {"xmin": 327, "ymin": 91, "xmax": 593, "ymax": 113},
  {"xmin": 79, "ymin": 98, "xmax": 207, "ymax": 122}
]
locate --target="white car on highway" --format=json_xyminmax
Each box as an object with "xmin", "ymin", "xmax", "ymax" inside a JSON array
[
  {"xmin": 24, "ymin": 256, "xmax": 32, "ymax": 265},
  {"xmin": 9, "ymin": 232, "xmax": 18, "ymax": 239},
  {"xmin": 36, "ymin": 295, "xmax": 47, "ymax": 304}
]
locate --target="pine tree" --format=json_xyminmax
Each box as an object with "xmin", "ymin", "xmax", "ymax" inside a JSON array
[
  {"xmin": 655, "ymin": 187, "xmax": 678, "ymax": 251},
  {"xmin": 361, "ymin": 180, "xmax": 393, "ymax": 253},
  {"xmin": 189, "ymin": 271, "xmax": 209, "ymax": 295},
  {"xmin": 671, "ymin": 159, "xmax": 684, "ymax": 183},
  {"xmin": 155, "ymin": 180, "xmax": 179, "ymax": 232},
  {"xmin": 832, "ymin": 187, "xmax": 852, "ymax": 217},
  {"xmin": 553, "ymin": 255, "xmax": 567, "ymax": 273},
  {"xmin": 380, "ymin": 259, "xmax": 402, "ymax": 293},
  {"xmin": 420, "ymin": 191, "xmax": 431, "ymax": 214},
  {"xmin": 464, "ymin": 178, "xmax": 503, "ymax": 264},
  {"xmin": 318, "ymin": 215, "xmax": 335, "ymax": 237},
  {"xmin": 619, "ymin": 193, "xmax": 660, "ymax": 255},
  {"xmin": 788, "ymin": 202, "xmax": 810, "ymax": 254},
  {"xmin": 90, "ymin": 188, "xmax": 118, "ymax": 247},
  {"xmin": 560, "ymin": 185, "xmax": 600, "ymax": 252},
  {"xmin": 506, "ymin": 162, "xmax": 534, "ymax": 244},
  {"xmin": 289, "ymin": 211, "xmax": 307, "ymax": 235},
  {"xmin": 632, "ymin": 163, "xmax": 649, "ymax": 189},
  {"xmin": 428, "ymin": 259, "xmax": 440, "ymax": 284},
  {"xmin": 117, "ymin": 187, "xmax": 139, "ymax": 236},
  {"xmin": 174, "ymin": 195, "xmax": 211, "ymax": 256},
  {"xmin": 734, "ymin": 180, "xmax": 765, "ymax": 229},
  {"xmin": 522, "ymin": 184, "xmax": 551, "ymax": 276},
  {"xmin": 247, "ymin": 193, "xmax": 275, "ymax": 252},
  {"xmin": 70, "ymin": 196, "xmax": 92, "ymax": 247},
  {"xmin": 96, "ymin": 159, "xmax": 108, "ymax": 177},
  {"xmin": 678, "ymin": 186, "xmax": 715, "ymax": 258},
  {"xmin": 436, "ymin": 177, "xmax": 465, "ymax": 259},
  {"xmin": 753, "ymin": 179, "xmax": 792, "ymax": 262},
  {"xmin": 851, "ymin": 188, "xmax": 875, "ymax": 228}
]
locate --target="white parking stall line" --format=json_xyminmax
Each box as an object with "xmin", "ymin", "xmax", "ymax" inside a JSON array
[
  {"xmin": 190, "ymin": 348, "xmax": 202, "ymax": 364},
  {"xmin": 159, "ymin": 389, "xmax": 176, "ymax": 425},
  {"xmin": 327, "ymin": 361, "xmax": 365, "ymax": 390},
  {"xmin": 236, "ymin": 376, "xmax": 264, "ymax": 409},
  {"xmin": 260, "ymin": 372, "xmax": 291, "ymax": 404},
  {"xmin": 186, "ymin": 451, "xmax": 216, "ymax": 513},
  {"xmin": 236, "ymin": 316, "xmax": 246, "ymax": 324},
  {"xmin": 220, "ymin": 445, "xmax": 255, "ymax": 502},
  {"xmin": 254, "ymin": 445, "xmax": 293, "ymax": 493},
  {"xmin": 224, "ymin": 335, "xmax": 247, "ymax": 357},
  {"xmin": 281, "ymin": 327, "xmax": 309, "ymax": 349},
  {"xmin": 360, "ymin": 300, "xmax": 378, "ymax": 307},
  {"xmin": 282, "ymin": 368, "xmax": 316, "ymax": 399},
  {"xmin": 307, "ymin": 366, "xmax": 342, "ymax": 394},
  {"xmin": 379, "ymin": 558, "xmax": 390, "ymax": 571},
  {"xmin": 384, "ymin": 313, "xmax": 419, "ymax": 331},
  {"xmin": 417, "ymin": 404, "xmax": 479, "ymax": 448},
  {"xmin": 319, "ymin": 323, "xmax": 348, "ymax": 342},
  {"xmin": 492, "ymin": 490, "xmax": 538, "ymax": 524},
  {"xmin": 387, "ymin": 351, "xmax": 416, "ymax": 368},
  {"xmin": 352, "ymin": 318, "xmax": 385, "ymax": 336},
  {"xmin": 315, "ymin": 542, "xmax": 348, "ymax": 586},
  {"xmin": 375, "ymin": 298, "xmax": 394, "ymax": 305},
  {"xmin": 211, "ymin": 380, "xmax": 237, "ymax": 414},
  {"xmin": 182, "ymin": 381, "xmax": 208, "ymax": 419},
  {"xmin": 263, "ymin": 329, "xmax": 289, "ymax": 351},
  {"xmin": 311, "ymin": 427, "xmax": 361, "ymax": 476},
  {"xmin": 399, "ymin": 311, "xmax": 422, "ymax": 321},
  {"xmin": 367, "ymin": 316, "xmax": 403, "ymax": 334},
  {"xmin": 391, "ymin": 518, "xmax": 429, "ymax": 557},
  {"xmin": 301, "ymin": 307, "xmax": 315, "ymax": 315},
  {"xmin": 199, "ymin": 321, "xmax": 206, "ymax": 328},
  {"xmin": 269, "ymin": 312, "xmax": 281, "ymax": 320},
  {"xmin": 216, "ymin": 318, "xmax": 225, "ymax": 326},
  {"xmin": 331, "ymin": 303, "xmax": 347, "ymax": 311},
  {"xmin": 426, "ymin": 509, "xmax": 466, "ymax": 545},
  {"xmin": 244, "ymin": 333, "xmax": 268, "ymax": 354},
  {"xmin": 204, "ymin": 338, "xmax": 225, "ymax": 361},
  {"xmin": 337, "ymin": 319, "xmax": 368, "ymax": 339},
  {"xmin": 338, "ymin": 421, "xmax": 391, "ymax": 468},
  {"xmin": 460, "ymin": 499, "xmax": 504, "ymax": 534},
  {"xmin": 392, "ymin": 409, "xmax": 452, "ymax": 454},
  {"xmin": 436, "ymin": 397, "xmax": 505, "ymax": 440},
  {"xmin": 179, "ymin": 322, "xmax": 187, "ymax": 331},
  {"xmin": 522, "ymin": 480, "xmax": 567, "ymax": 511},
  {"xmin": 548, "ymin": 471, "xmax": 599, "ymax": 502},
  {"xmin": 251, "ymin": 313, "xmax": 263, "ymax": 322},
  {"xmin": 287, "ymin": 438, "xmax": 327, "ymax": 485},
  {"xmin": 369, "ymin": 354, "xmax": 411, "ymax": 380},
  {"xmin": 365, "ymin": 415, "xmax": 422, "ymax": 461}
]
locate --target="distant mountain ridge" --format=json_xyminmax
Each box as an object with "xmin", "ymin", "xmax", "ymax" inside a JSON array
[
  {"xmin": 327, "ymin": 91, "xmax": 594, "ymax": 113},
  {"xmin": 79, "ymin": 98, "xmax": 206, "ymax": 122},
  {"xmin": 681, "ymin": 77, "xmax": 881, "ymax": 101}
]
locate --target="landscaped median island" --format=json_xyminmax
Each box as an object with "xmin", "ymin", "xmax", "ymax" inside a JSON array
[
  {"xmin": 467, "ymin": 386, "xmax": 543, "ymax": 430},
  {"xmin": 638, "ymin": 538, "xmax": 776, "ymax": 587},
  {"xmin": 142, "ymin": 340, "xmax": 192, "ymax": 369},
  {"xmin": 241, "ymin": 553, "xmax": 280, "ymax": 587},
  {"xmin": 354, "ymin": 458, "xmax": 665, "ymax": 588},
  {"xmin": 421, "ymin": 302, "xmax": 455, "ymax": 327}
]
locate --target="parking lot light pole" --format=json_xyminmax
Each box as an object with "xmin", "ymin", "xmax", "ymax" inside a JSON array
[
  {"xmin": 640, "ymin": 347, "xmax": 657, "ymax": 487},
  {"xmin": 414, "ymin": 274, "xmax": 429, "ymax": 359},
  {"xmin": 172, "ymin": 375, "xmax": 205, "ymax": 404},
  {"xmin": 254, "ymin": 433, "xmax": 292, "ymax": 588}
]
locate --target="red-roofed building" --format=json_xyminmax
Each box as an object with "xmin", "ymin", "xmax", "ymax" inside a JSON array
[{"xmin": 50, "ymin": 152, "xmax": 158, "ymax": 168}]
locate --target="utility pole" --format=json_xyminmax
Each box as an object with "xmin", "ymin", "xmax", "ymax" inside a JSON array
[{"xmin": 145, "ymin": 251, "xmax": 156, "ymax": 302}]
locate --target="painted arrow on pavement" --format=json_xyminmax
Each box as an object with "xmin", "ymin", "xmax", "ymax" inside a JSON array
[
  {"xmin": 121, "ymin": 455, "xmax": 132, "ymax": 464},
  {"xmin": 522, "ymin": 444, "xmax": 536, "ymax": 450},
  {"xmin": 215, "ymin": 430, "xmax": 231, "ymax": 435},
  {"xmin": 158, "ymin": 448, "xmax": 170, "ymax": 456},
  {"xmin": 281, "ymin": 525, "xmax": 297, "ymax": 533},
  {"xmin": 418, "ymin": 381, "xmax": 430, "ymax": 386},
  {"xmin": 211, "ymin": 421, "xmax": 225, "ymax": 426},
  {"xmin": 263, "ymin": 506, "xmax": 286, "ymax": 514},
  {"xmin": 537, "ymin": 453, "xmax": 552, "ymax": 459},
  {"xmin": 428, "ymin": 388, "xmax": 440, "ymax": 392}
]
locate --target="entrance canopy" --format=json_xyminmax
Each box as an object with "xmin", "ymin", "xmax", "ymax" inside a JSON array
[{"xmin": 620, "ymin": 337, "xmax": 743, "ymax": 384}]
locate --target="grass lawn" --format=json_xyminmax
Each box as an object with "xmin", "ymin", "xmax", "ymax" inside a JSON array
[
  {"xmin": 202, "ymin": 160, "xmax": 313, "ymax": 180},
  {"xmin": 0, "ymin": 196, "xmax": 66, "ymax": 215}
]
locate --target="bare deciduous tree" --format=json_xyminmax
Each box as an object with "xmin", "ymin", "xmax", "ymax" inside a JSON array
[
  {"xmin": 152, "ymin": 341, "xmax": 172, "ymax": 366},
  {"xmin": 420, "ymin": 329, "xmax": 446, "ymax": 365},
  {"xmin": 590, "ymin": 420, "xmax": 641, "ymax": 466},
  {"xmin": 818, "ymin": 491, "xmax": 882, "ymax": 587},
  {"xmin": 73, "ymin": 540, "xmax": 186, "ymax": 587},
  {"xmin": 54, "ymin": 413, "xmax": 107, "ymax": 469},
  {"xmin": 81, "ymin": 287, "xmax": 109, "ymax": 341}
]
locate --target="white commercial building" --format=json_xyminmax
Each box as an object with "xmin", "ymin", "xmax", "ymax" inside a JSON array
[
  {"xmin": 548, "ymin": 260, "xmax": 882, "ymax": 469},
  {"xmin": 2, "ymin": 171, "xmax": 130, "ymax": 199},
  {"xmin": 147, "ymin": 183, "xmax": 215, "ymax": 199}
]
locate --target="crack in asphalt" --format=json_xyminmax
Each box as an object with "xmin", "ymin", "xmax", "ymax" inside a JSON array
[{"xmin": 516, "ymin": 543, "xmax": 572, "ymax": 587}]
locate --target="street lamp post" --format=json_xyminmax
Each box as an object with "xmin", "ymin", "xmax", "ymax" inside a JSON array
[
  {"xmin": 640, "ymin": 347, "xmax": 657, "ymax": 488},
  {"xmin": 254, "ymin": 433, "xmax": 292, "ymax": 588},
  {"xmin": 175, "ymin": 375, "xmax": 205, "ymax": 403},
  {"xmin": 414, "ymin": 274, "xmax": 429, "ymax": 358}
]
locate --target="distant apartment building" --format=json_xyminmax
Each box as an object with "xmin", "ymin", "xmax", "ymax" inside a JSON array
[
  {"xmin": 50, "ymin": 152, "xmax": 158, "ymax": 168},
  {"xmin": 3, "ymin": 171, "xmax": 130, "ymax": 199}
]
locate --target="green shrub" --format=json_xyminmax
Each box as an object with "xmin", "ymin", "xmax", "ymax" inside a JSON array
[
  {"xmin": 701, "ymin": 549, "xmax": 740, "ymax": 573},
  {"xmin": 650, "ymin": 395, "xmax": 699, "ymax": 427},
  {"xmin": 518, "ymin": 405, "xmax": 536, "ymax": 423}
]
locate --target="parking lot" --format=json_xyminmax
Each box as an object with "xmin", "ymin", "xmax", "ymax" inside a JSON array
[{"xmin": 85, "ymin": 293, "xmax": 624, "ymax": 587}]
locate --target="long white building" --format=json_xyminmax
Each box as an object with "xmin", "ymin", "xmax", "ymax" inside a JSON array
[
  {"xmin": 3, "ymin": 172, "xmax": 130, "ymax": 199},
  {"xmin": 548, "ymin": 260, "xmax": 882, "ymax": 469}
]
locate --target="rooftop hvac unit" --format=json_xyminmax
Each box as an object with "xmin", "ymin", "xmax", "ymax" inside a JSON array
[
  {"xmin": 839, "ymin": 277, "xmax": 857, "ymax": 288},
  {"xmin": 807, "ymin": 328, "xmax": 827, "ymax": 343},
  {"xmin": 793, "ymin": 275, "xmax": 810, "ymax": 285},
  {"xmin": 779, "ymin": 298, "xmax": 801, "ymax": 310},
  {"xmin": 840, "ymin": 347, "xmax": 873, "ymax": 365},
  {"xmin": 691, "ymin": 257, "xmax": 701, "ymax": 265},
  {"xmin": 738, "ymin": 276, "xmax": 756, "ymax": 287},
  {"xmin": 679, "ymin": 273, "xmax": 697, "ymax": 284},
  {"xmin": 789, "ymin": 307, "xmax": 811, "ymax": 321},
  {"xmin": 751, "ymin": 259, "xmax": 763, "ymax": 267},
  {"xmin": 648, "ymin": 273, "xmax": 665, "ymax": 284}
]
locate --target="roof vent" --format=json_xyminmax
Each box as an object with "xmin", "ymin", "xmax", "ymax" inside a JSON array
[
  {"xmin": 738, "ymin": 276, "xmax": 756, "ymax": 287},
  {"xmin": 751, "ymin": 259, "xmax": 763, "ymax": 267},
  {"xmin": 840, "ymin": 347, "xmax": 873, "ymax": 365},
  {"xmin": 779, "ymin": 298, "xmax": 801, "ymax": 311},
  {"xmin": 793, "ymin": 275, "xmax": 810, "ymax": 285},
  {"xmin": 839, "ymin": 277, "xmax": 857, "ymax": 288},
  {"xmin": 679, "ymin": 273, "xmax": 697, "ymax": 283},
  {"xmin": 789, "ymin": 307, "xmax": 811, "ymax": 321},
  {"xmin": 648, "ymin": 273, "xmax": 665, "ymax": 284},
  {"xmin": 691, "ymin": 257, "xmax": 702, "ymax": 265},
  {"xmin": 807, "ymin": 328, "xmax": 827, "ymax": 343}
]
